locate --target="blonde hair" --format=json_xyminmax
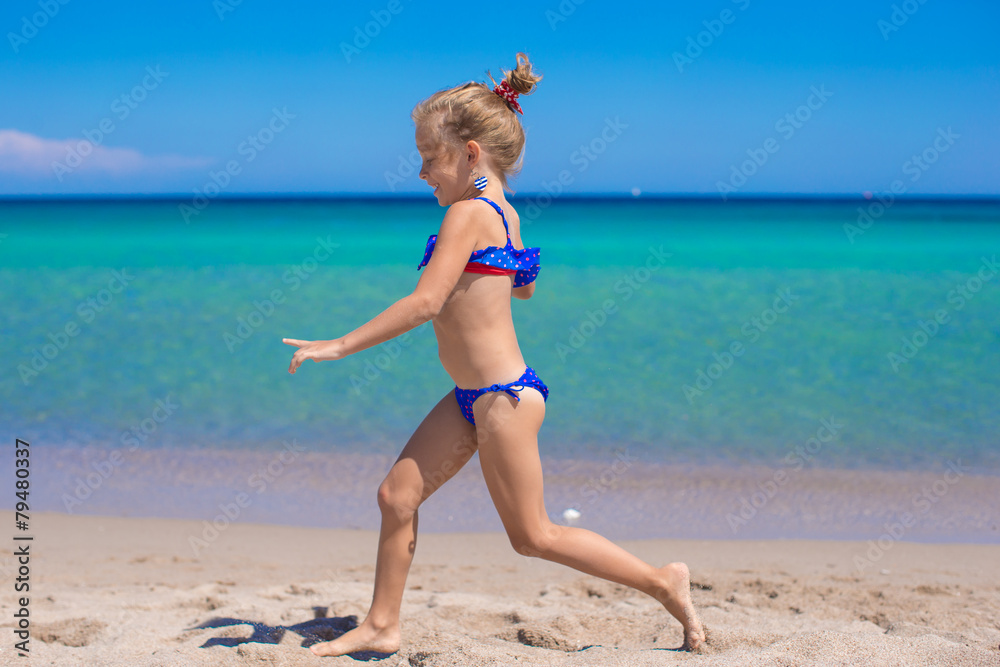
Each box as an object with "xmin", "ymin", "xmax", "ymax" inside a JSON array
[{"xmin": 412, "ymin": 52, "xmax": 542, "ymax": 192}]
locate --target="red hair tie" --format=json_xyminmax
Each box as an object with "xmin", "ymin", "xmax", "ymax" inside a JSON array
[{"xmin": 493, "ymin": 80, "xmax": 523, "ymax": 115}]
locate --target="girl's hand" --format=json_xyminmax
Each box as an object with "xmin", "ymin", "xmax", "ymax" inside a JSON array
[{"xmin": 282, "ymin": 337, "xmax": 346, "ymax": 374}]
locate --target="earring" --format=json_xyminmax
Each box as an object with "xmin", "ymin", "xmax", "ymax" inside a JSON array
[{"xmin": 473, "ymin": 171, "xmax": 488, "ymax": 190}]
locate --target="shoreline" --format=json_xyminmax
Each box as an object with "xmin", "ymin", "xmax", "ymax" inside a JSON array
[
  {"xmin": 2, "ymin": 511, "xmax": 998, "ymax": 665},
  {"xmin": 7, "ymin": 444, "xmax": 999, "ymax": 544}
]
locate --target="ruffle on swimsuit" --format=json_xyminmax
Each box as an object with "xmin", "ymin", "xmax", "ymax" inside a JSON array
[{"xmin": 417, "ymin": 196, "xmax": 541, "ymax": 287}]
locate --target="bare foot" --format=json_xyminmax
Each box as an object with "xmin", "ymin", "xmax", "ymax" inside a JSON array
[
  {"xmin": 309, "ymin": 621, "xmax": 400, "ymax": 658},
  {"xmin": 653, "ymin": 562, "xmax": 706, "ymax": 652}
]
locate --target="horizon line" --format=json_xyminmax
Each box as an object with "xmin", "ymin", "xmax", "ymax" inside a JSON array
[{"xmin": 2, "ymin": 192, "xmax": 999, "ymax": 204}]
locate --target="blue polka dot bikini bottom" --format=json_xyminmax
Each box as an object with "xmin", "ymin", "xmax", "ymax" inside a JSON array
[{"xmin": 453, "ymin": 366, "xmax": 549, "ymax": 426}]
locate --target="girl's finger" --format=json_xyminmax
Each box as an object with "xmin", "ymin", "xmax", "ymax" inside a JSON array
[{"xmin": 283, "ymin": 338, "xmax": 309, "ymax": 347}]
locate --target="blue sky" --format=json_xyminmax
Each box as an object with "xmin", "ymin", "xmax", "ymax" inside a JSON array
[{"xmin": 1, "ymin": 0, "xmax": 997, "ymax": 196}]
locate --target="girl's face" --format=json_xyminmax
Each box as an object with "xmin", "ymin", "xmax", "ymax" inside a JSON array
[{"xmin": 415, "ymin": 123, "xmax": 471, "ymax": 206}]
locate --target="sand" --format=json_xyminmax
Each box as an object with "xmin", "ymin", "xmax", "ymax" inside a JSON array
[{"xmin": 1, "ymin": 511, "xmax": 998, "ymax": 666}]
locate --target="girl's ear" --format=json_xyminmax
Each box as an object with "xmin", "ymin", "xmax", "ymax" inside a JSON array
[{"xmin": 466, "ymin": 140, "xmax": 481, "ymax": 166}]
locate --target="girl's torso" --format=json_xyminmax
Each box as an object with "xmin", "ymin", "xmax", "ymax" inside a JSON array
[{"xmin": 422, "ymin": 197, "xmax": 535, "ymax": 389}]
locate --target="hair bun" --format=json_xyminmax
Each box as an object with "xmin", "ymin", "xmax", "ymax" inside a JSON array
[{"xmin": 503, "ymin": 52, "xmax": 542, "ymax": 96}]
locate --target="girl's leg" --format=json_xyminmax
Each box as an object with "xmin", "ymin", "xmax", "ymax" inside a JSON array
[
  {"xmin": 310, "ymin": 390, "xmax": 478, "ymax": 657},
  {"xmin": 473, "ymin": 390, "xmax": 705, "ymax": 651}
]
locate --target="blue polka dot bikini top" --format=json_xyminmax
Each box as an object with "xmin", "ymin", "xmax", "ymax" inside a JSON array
[{"xmin": 417, "ymin": 196, "xmax": 541, "ymax": 288}]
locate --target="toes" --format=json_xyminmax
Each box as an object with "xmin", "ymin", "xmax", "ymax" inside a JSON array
[{"xmin": 309, "ymin": 642, "xmax": 335, "ymax": 657}]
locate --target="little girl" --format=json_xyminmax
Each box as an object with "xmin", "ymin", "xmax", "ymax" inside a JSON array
[{"xmin": 283, "ymin": 52, "xmax": 704, "ymax": 657}]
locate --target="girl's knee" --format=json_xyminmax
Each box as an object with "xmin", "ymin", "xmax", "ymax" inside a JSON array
[
  {"xmin": 377, "ymin": 478, "xmax": 422, "ymax": 520},
  {"xmin": 507, "ymin": 522, "xmax": 562, "ymax": 559}
]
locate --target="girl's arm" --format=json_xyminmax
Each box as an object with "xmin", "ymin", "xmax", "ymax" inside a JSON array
[
  {"xmin": 512, "ymin": 283, "xmax": 535, "ymax": 299},
  {"xmin": 510, "ymin": 220, "xmax": 535, "ymax": 300},
  {"xmin": 284, "ymin": 202, "xmax": 480, "ymax": 373}
]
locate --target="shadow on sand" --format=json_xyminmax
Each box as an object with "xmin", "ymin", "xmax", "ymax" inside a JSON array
[{"xmin": 187, "ymin": 609, "xmax": 396, "ymax": 661}]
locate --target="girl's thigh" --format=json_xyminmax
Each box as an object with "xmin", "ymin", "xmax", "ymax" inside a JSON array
[{"xmin": 381, "ymin": 390, "xmax": 480, "ymax": 505}]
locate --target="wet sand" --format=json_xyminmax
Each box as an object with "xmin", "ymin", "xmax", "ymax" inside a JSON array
[{"xmin": 17, "ymin": 445, "xmax": 1000, "ymax": 542}]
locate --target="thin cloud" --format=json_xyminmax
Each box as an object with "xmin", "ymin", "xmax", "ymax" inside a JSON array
[{"xmin": 0, "ymin": 128, "xmax": 213, "ymax": 179}]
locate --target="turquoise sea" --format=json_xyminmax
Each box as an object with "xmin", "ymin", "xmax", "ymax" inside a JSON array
[{"xmin": 2, "ymin": 197, "xmax": 999, "ymax": 475}]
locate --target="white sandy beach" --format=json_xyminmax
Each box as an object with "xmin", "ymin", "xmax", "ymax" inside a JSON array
[{"xmin": 2, "ymin": 511, "xmax": 998, "ymax": 666}]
